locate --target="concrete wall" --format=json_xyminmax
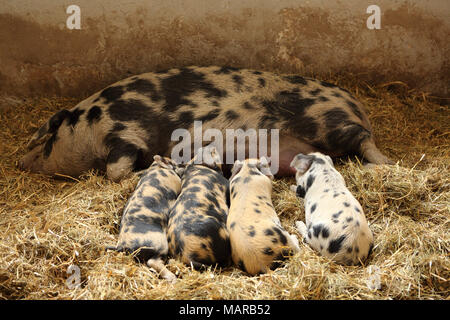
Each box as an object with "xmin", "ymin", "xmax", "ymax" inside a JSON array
[{"xmin": 0, "ymin": 0, "xmax": 448, "ymax": 98}]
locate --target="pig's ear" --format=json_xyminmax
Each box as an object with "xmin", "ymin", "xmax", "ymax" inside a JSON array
[
  {"xmin": 258, "ymin": 157, "xmax": 274, "ymax": 180},
  {"xmin": 174, "ymin": 164, "xmax": 186, "ymax": 177},
  {"xmin": 190, "ymin": 145, "xmax": 222, "ymax": 170},
  {"xmin": 325, "ymin": 155, "xmax": 334, "ymax": 166},
  {"xmin": 153, "ymin": 155, "xmax": 174, "ymax": 170},
  {"xmin": 202, "ymin": 145, "xmax": 222, "ymax": 170},
  {"xmin": 230, "ymin": 160, "xmax": 244, "ymax": 180},
  {"xmin": 290, "ymin": 153, "xmax": 314, "ymax": 174}
]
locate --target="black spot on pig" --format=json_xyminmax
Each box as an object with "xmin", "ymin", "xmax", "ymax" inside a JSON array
[
  {"xmin": 332, "ymin": 210, "xmax": 343, "ymax": 219},
  {"xmin": 100, "ymin": 85, "xmax": 124, "ymax": 103},
  {"xmin": 48, "ymin": 109, "xmax": 71, "ymax": 134},
  {"xmin": 214, "ymin": 66, "xmax": 240, "ymax": 74},
  {"xmin": 313, "ymin": 157, "xmax": 326, "ymax": 165},
  {"xmin": 283, "ymin": 75, "xmax": 307, "ymax": 85},
  {"xmin": 296, "ymin": 185, "xmax": 306, "ymax": 198},
  {"xmin": 346, "ymin": 100, "xmax": 363, "ymax": 120},
  {"xmin": 176, "ymin": 111, "xmax": 195, "ymax": 127},
  {"xmin": 161, "ymin": 68, "xmax": 228, "ymax": 112},
  {"xmin": 263, "ymin": 247, "xmax": 274, "ymax": 255},
  {"xmin": 325, "ymin": 124, "xmax": 371, "ymax": 154},
  {"xmin": 225, "ymin": 110, "xmax": 240, "ymax": 121},
  {"xmin": 67, "ymin": 108, "xmax": 85, "ymax": 130},
  {"xmin": 306, "ymin": 175, "xmax": 315, "ymax": 190},
  {"xmin": 104, "ymin": 133, "xmax": 140, "ymax": 166},
  {"xmin": 344, "ymin": 202, "xmax": 350, "ymax": 207},
  {"xmin": 243, "ymin": 102, "xmax": 255, "ymax": 110},
  {"xmin": 309, "ymin": 88, "xmax": 322, "ymax": 96},
  {"xmin": 273, "ymin": 227, "xmax": 287, "ymax": 245},
  {"xmin": 126, "ymin": 78, "xmax": 161, "ymax": 102},
  {"xmin": 310, "ymin": 203, "xmax": 317, "ymax": 214},
  {"xmin": 313, "ymin": 224, "xmax": 324, "ymax": 238},
  {"xmin": 87, "ymin": 106, "xmax": 102, "ymax": 124},
  {"xmin": 198, "ymin": 108, "xmax": 221, "ymax": 122},
  {"xmin": 323, "ymin": 108, "xmax": 350, "ymax": 129},
  {"xmin": 328, "ymin": 235, "xmax": 346, "ymax": 254},
  {"xmin": 129, "ymin": 215, "xmax": 164, "ymax": 234},
  {"xmin": 258, "ymin": 114, "xmax": 278, "ymax": 129},
  {"xmin": 258, "ymin": 78, "xmax": 266, "ymax": 87},
  {"xmin": 232, "ymin": 75, "xmax": 243, "ymax": 86},
  {"xmin": 43, "ymin": 133, "xmax": 58, "ymax": 158},
  {"xmin": 112, "ymin": 123, "xmax": 126, "ymax": 132},
  {"xmin": 261, "ymin": 90, "xmax": 317, "ymax": 139}
]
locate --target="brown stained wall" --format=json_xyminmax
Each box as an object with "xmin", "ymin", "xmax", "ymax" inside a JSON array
[{"xmin": 0, "ymin": 0, "xmax": 448, "ymax": 98}]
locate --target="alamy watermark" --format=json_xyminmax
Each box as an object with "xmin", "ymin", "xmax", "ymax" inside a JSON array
[
  {"xmin": 171, "ymin": 121, "xmax": 280, "ymax": 173},
  {"xmin": 66, "ymin": 264, "xmax": 81, "ymax": 289},
  {"xmin": 65, "ymin": 5, "xmax": 381, "ymax": 30},
  {"xmin": 366, "ymin": 265, "xmax": 382, "ymax": 290}
]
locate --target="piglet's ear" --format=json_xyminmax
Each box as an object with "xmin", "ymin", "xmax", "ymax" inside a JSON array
[
  {"xmin": 230, "ymin": 160, "xmax": 244, "ymax": 180},
  {"xmin": 258, "ymin": 157, "xmax": 274, "ymax": 180},
  {"xmin": 153, "ymin": 155, "xmax": 174, "ymax": 170},
  {"xmin": 290, "ymin": 153, "xmax": 314, "ymax": 174},
  {"xmin": 191, "ymin": 145, "xmax": 222, "ymax": 170},
  {"xmin": 202, "ymin": 145, "xmax": 222, "ymax": 169}
]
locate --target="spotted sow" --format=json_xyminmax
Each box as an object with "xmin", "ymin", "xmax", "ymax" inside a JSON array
[
  {"xmin": 227, "ymin": 158, "xmax": 300, "ymax": 275},
  {"xmin": 290, "ymin": 152, "xmax": 374, "ymax": 265},
  {"xmin": 20, "ymin": 66, "xmax": 392, "ymax": 181}
]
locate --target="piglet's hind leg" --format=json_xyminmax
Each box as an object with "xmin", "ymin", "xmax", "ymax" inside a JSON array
[
  {"xmin": 295, "ymin": 221, "xmax": 308, "ymax": 241},
  {"xmin": 147, "ymin": 258, "xmax": 177, "ymax": 283}
]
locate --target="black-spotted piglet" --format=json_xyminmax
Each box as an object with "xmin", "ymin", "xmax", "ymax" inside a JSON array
[
  {"xmin": 227, "ymin": 158, "xmax": 300, "ymax": 275},
  {"xmin": 167, "ymin": 146, "xmax": 231, "ymax": 269},
  {"xmin": 290, "ymin": 152, "xmax": 374, "ymax": 265},
  {"xmin": 110, "ymin": 155, "xmax": 183, "ymax": 281}
]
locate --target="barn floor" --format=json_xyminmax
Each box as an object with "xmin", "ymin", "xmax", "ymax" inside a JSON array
[{"xmin": 0, "ymin": 80, "xmax": 448, "ymax": 300}]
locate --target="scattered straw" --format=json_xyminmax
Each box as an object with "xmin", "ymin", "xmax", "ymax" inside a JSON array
[{"xmin": 0, "ymin": 81, "xmax": 448, "ymax": 300}]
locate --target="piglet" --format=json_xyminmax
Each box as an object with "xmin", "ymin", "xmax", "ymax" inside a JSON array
[
  {"xmin": 109, "ymin": 155, "xmax": 183, "ymax": 282},
  {"xmin": 167, "ymin": 146, "xmax": 231, "ymax": 269},
  {"xmin": 227, "ymin": 157, "xmax": 300, "ymax": 275},
  {"xmin": 290, "ymin": 152, "xmax": 374, "ymax": 265}
]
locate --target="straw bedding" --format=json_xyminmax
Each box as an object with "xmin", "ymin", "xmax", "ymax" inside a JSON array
[{"xmin": 0, "ymin": 80, "xmax": 448, "ymax": 300}]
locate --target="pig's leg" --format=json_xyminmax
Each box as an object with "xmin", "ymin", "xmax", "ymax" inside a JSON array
[
  {"xmin": 360, "ymin": 138, "xmax": 394, "ymax": 165},
  {"xmin": 106, "ymin": 143, "xmax": 140, "ymax": 182},
  {"xmin": 289, "ymin": 233, "xmax": 301, "ymax": 252},
  {"xmin": 295, "ymin": 221, "xmax": 308, "ymax": 242},
  {"xmin": 147, "ymin": 258, "xmax": 177, "ymax": 283}
]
